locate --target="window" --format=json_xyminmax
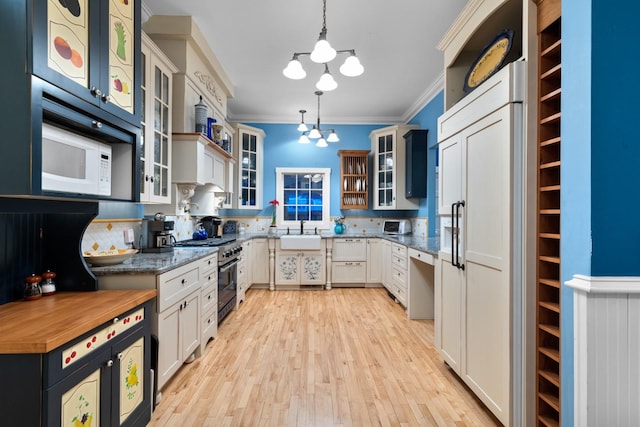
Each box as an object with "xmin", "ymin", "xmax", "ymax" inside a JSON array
[{"xmin": 275, "ymin": 167, "xmax": 331, "ymax": 230}]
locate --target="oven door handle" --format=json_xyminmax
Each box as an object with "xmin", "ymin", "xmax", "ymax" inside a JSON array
[{"xmin": 219, "ymin": 258, "xmax": 240, "ymax": 273}]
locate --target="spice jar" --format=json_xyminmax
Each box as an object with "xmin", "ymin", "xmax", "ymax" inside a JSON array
[
  {"xmin": 24, "ymin": 274, "xmax": 43, "ymax": 301},
  {"xmin": 41, "ymin": 270, "xmax": 57, "ymax": 296}
]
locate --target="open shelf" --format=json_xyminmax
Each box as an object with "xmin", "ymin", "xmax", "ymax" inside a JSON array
[{"xmin": 338, "ymin": 150, "xmax": 369, "ymax": 210}]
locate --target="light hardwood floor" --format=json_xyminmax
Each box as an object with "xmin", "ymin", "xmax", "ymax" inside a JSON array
[{"xmin": 148, "ymin": 287, "xmax": 500, "ymax": 426}]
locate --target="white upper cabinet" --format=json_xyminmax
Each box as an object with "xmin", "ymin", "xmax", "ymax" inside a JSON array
[
  {"xmin": 233, "ymin": 123, "xmax": 265, "ymax": 209},
  {"xmin": 370, "ymin": 125, "xmax": 420, "ymax": 210},
  {"xmin": 140, "ymin": 33, "xmax": 177, "ymax": 204}
]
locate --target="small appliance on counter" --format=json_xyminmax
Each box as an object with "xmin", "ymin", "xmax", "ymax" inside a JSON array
[
  {"xmin": 199, "ymin": 216, "xmax": 223, "ymax": 238},
  {"xmin": 383, "ymin": 219, "xmax": 412, "ymax": 235},
  {"xmin": 141, "ymin": 216, "xmax": 176, "ymax": 253}
]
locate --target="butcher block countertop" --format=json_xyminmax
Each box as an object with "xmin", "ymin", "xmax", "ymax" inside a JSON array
[{"xmin": 0, "ymin": 290, "xmax": 156, "ymax": 354}]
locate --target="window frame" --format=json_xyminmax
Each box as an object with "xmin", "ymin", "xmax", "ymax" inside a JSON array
[{"xmin": 275, "ymin": 167, "xmax": 331, "ymax": 230}]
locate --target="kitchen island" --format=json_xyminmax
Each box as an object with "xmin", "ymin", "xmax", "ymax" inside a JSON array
[{"xmin": 0, "ymin": 289, "xmax": 156, "ymax": 427}]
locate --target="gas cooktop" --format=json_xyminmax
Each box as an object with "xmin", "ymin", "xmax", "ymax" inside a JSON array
[{"xmin": 173, "ymin": 236, "xmax": 237, "ymax": 247}]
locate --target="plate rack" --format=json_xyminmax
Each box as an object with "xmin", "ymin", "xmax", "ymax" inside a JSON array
[{"xmin": 338, "ymin": 150, "xmax": 369, "ymax": 209}]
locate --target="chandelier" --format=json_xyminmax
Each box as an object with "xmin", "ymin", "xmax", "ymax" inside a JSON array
[
  {"xmin": 282, "ymin": 0, "xmax": 364, "ymax": 92},
  {"xmin": 298, "ymin": 91, "xmax": 339, "ymax": 148}
]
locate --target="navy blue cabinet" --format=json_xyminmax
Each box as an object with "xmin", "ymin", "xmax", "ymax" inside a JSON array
[
  {"xmin": 404, "ymin": 129, "xmax": 428, "ymax": 198},
  {"xmin": 0, "ymin": 0, "xmax": 141, "ymax": 202}
]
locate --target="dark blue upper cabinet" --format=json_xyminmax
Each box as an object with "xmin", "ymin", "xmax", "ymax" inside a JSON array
[
  {"xmin": 0, "ymin": 0, "xmax": 141, "ymax": 202},
  {"xmin": 404, "ymin": 129, "xmax": 428, "ymax": 199},
  {"xmin": 31, "ymin": 0, "xmax": 142, "ymax": 127}
]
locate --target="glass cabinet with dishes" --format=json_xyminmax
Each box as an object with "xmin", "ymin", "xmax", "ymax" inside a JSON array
[
  {"xmin": 338, "ymin": 150, "xmax": 369, "ymax": 210},
  {"xmin": 233, "ymin": 124, "xmax": 265, "ymax": 209},
  {"xmin": 370, "ymin": 125, "xmax": 420, "ymax": 210},
  {"xmin": 31, "ymin": 0, "xmax": 142, "ymax": 126},
  {"xmin": 140, "ymin": 33, "xmax": 177, "ymax": 204}
]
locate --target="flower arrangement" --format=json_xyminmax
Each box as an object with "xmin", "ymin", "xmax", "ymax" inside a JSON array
[
  {"xmin": 333, "ymin": 216, "xmax": 345, "ymax": 225},
  {"xmin": 269, "ymin": 199, "xmax": 279, "ymax": 226}
]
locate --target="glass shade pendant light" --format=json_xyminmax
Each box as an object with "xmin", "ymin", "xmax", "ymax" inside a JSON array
[
  {"xmin": 315, "ymin": 138, "xmax": 328, "ymax": 148},
  {"xmin": 283, "ymin": 55, "xmax": 306, "ymax": 79},
  {"xmin": 298, "ymin": 134, "xmax": 311, "ymax": 144},
  {"xmin": 295, "ymin": 91, "xmax": 336, "ymax": 148},
  {"xmin": 297, "ymin": 110, "xmax": 308, "ymax": 131},
  {"xmin": 339, "ymin": 51, "xmax": 364, "ymax": 77},
  {"xmin": 283, "ymin": 0, "xmax": 364, "ymax": 88},
  {"xmin": 308, "ymin": 127, "xmax": 322, "ymax": 139},
  {"xmin": 316, "ymin": 64, "xmax": 338, "ymax": 91}
]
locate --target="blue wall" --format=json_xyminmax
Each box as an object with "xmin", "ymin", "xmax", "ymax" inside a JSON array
[
  {"xmin": 562, "ymin": 1, "xmax": 640, "ymax": 424},
  {"xmin": 224, "ymin": 92, "xmax": 445, "ymax": 237}
]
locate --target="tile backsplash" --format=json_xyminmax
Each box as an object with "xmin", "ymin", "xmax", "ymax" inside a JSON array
[{"xmin": 82, "ymin": 215, "xmax": 430, "ymax": 251}]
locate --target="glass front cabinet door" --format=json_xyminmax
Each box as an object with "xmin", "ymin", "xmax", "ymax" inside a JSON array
[
  {"xmin": 234, "ymin": 124, "xmax": 265, "ymax": 209},
  {"xmin": 140, "ymin": 33, "xmax": 177, "ymax": 203},
  {"xmin": 370, "ymin": 125, "xmax": 420, "ymax": 210}
]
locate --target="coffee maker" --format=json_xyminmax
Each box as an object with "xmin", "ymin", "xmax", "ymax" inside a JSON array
[{"xmin": 141, "ymin": 219, "xmax": 175, "ymax": 252}]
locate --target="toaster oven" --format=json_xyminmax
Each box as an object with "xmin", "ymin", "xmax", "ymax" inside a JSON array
[{"xmin": 383, "ymin": 220, "xmax": 412, "ymax": 235}]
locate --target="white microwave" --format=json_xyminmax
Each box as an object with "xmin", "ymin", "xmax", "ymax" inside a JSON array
[{"xmin": 41, "ymin": 123, "xmax": 112, "ymax": 196}]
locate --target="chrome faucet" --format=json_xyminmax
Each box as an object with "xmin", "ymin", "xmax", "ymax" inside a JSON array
[{"xmin": 300, "ymin": 219, "xmax": 305, "ymax": 234}]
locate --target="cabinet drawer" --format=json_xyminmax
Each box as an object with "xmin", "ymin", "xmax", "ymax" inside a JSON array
[
  {"xmin": 199, "ymin": 254, "xmax": 217, "ymax": 281},
  {"xmin": 394, "ymin": 283, "xmax": 406, "ymax": 305},
  {"xmin": 332, "ymin": 238, "xmax": 367, "ymax": 261},
  {"xmin": 201, "ymin": 285, "xmax": 217, "ymax": 314},
  {"xmin": 332, "ymin": 261, "xmax": 367, "ymax": 283},
  {"xmin": 391, "ymin": 242, "xmax": 407, "ymax": 258},
  {"xmin": 158, "ymin": 265, "xmax": 200, "ymax": 312},
  {"xmin": 392, "ymin": 266, "xmax": 406, "ymax": 288},
  {"xmin": 392, "ymin": 253, "xmax": 407, "ymax": 270},
  {"xmin": 202, "ymin": 310, "xmax": 217, "ymax": 343},
  {"xmin": 408, "ymin": 248, "xmax": 434, "ymax": 265}
]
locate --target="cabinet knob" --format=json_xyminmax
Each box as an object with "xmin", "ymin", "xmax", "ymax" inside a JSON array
[
  {"xmin": 117, "ymin": 352, "xmax": 123, "ymax": 360},
  {"xmin": 106, "ymin": 359, "xmax": 113, "ymax": 368},
  {"xmin": 90, "ymin": 87, "xmax": 102, "ymax": 97},
  {"xmin": 181, "ymin": 278, "xmax": 186, "ymax": 285},
  {"xmin": 112, "ymin": 317, "xmax": 119, "ymax": 324},
  {"xmin": 208, "ymin": 295, "xmax": 211, "ymax": 300},
  {"xmin": 101, "ymin": 94, "xmax": 110, "ymax": 103},
  {"xmin": 184, "ymin": 300, "xmax": 189, "ymax": 307},
  {"xmin": 149, "ymin": 176, "xmax": 154, "ymax": 183},
  {"xmin": 92, "ymin": 120, "xmax": 103, "ymax": 129},
  {"xmin": 145, "ymin": 175, "xmax": 150, "ymax": 182}
]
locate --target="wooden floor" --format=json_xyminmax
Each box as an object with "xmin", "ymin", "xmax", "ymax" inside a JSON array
[{"xmin": 148, "ymin": 288, "xmax": 500, "ymax": 426}]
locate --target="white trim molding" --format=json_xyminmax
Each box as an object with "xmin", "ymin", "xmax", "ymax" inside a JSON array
[{"xmin": 566, "ymin": 274, "xmax": 640, "ymax": 426}]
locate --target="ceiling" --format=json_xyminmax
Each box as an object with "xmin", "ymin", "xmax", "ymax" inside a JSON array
[{"xmin": 143, "ymin": 0, "xmax": 468, "ymax": 125}]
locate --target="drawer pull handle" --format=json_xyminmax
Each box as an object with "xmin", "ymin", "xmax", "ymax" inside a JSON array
[{"xmin": 181, "ymin": 278, "xmax": 186, "ymax": 285}]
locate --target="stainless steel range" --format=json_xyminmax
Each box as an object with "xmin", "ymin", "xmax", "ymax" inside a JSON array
[{"xmin": 174, "ymin": 237, "xmax": 242, "ymax": 324}]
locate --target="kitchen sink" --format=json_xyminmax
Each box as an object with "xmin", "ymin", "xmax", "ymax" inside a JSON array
[{"xmin": 279, "ymin": 235, "xmax": 322, "ymax": 250}]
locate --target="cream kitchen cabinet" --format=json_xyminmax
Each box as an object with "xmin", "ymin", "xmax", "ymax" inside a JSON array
[
  {"xmin": 172, "ymin": 133, "xmax": 230, "ymax": 189},
  {"xmin": 370, "ymin": 125, "xmax": 420, "ymax": 210},
  {"xmin": 435, "ymin": 62, "xmax": 524, "ymax": 425},
  {"xmin": 331, "ymin": 237, "xmax": 367, "ymax": 285},
  {"xmin": 275, "ymin": 239, "xmax": 326, "ymax": 287},
  {"xmin": 140, "ymin": 33, "xmax": 177, "ymax": 204},
  {"xmin": 234, "ymin": 123, "xmax": 265, "ymax": 209},
  {"xmin": 388, "ymin": 242, "xmax": 408, "ymax": 306},
  {"xmin": 156, "ymin": 263, "xmax": 201, "ymax": 390},
  {"xmin": 366, "ymin": 238, "xmax": 383, "ymax": 284},
  {"xmin": 251, "ymin": 238, "xmax": 270, "ymax": 285},
  {"xmin": 199, "ymin": 253, "xmax": 218, "ymax": 353}
]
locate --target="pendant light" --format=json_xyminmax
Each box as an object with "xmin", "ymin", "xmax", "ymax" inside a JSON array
[
  {"xmin": 283, "ymin": 0, "xmax": 364, "ymax": 88},
  {"xmin": 297, "ymin": 91, "xmax": 339, "ymax": 147},
  {"xmin": 297, "ymin": 110, "xmax": 308, "ymax": 132}
]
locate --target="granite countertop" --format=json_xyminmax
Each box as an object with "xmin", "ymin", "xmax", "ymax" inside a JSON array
[
  {"xmin": 91, "ymin": 247, "xmax": 219, "ymax": 276},
  {"xmin": 91, "ymin": 233, "xmax": 439, "ymax": 276}
]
